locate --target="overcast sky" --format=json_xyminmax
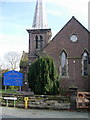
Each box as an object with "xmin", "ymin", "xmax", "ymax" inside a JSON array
[{"xmin": 0, "ymin": 0, "xmax": 89, "ymax": 68}]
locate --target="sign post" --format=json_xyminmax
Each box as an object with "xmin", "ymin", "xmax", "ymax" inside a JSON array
[
  {"xmin": 5, "ymin": 86, "xmax": 7, "ymax": 91},
  {"xmin": 19, "ymin": 86, "xmax": 22, "ymax": 91}
]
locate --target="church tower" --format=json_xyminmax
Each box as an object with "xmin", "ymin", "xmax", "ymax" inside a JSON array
[{"xmin": 27, "ymin": 0, "xmax": 52, "ymax": 62}]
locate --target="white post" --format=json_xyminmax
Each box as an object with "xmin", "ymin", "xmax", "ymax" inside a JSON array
[
  {"xmin": 14, "ymin": 100, "xmax": 16, "ymax": 108},
  {"xmin": 6, "ymin": 100, "xmax": 8, "ymax": 107},
  {"xmin": 5, "ymin": 86, "xmax": 7, "ymax": 91}
]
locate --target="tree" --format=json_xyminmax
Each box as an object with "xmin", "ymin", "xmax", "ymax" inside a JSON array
[
  {"xmin": 28, "ymin": 56, "xmax": 59, "ymax": 95},
  {"xmin": 0, "ymin": 68, "xmax": 9, "ymax": 89},
  {"xmin": 4, "ymin": 51, "xmax": 21, "ymax": 70}
]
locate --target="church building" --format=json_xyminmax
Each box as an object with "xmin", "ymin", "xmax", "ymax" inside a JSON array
[{"xmin": 25, "ymin": 0, "xmax": 90, "ymax": 91}]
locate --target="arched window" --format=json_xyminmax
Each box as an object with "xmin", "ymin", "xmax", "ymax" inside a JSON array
[
  {"xmin": 35, "ymin": 35, "xmax": 38, "ymax": 49},
  {"xmin": 40, "ymin": 35, "xmax": 43, "ymax": 50},
  {"xmin": 82, "ymin": 51, "xmax": 89, "ymax": 76},
  {"xmin": 60, "ymin": 51, "xmax": 68, "ymax": 77}
]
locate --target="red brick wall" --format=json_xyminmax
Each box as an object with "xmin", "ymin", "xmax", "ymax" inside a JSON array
[{"xmin": 44, "ymin": 17, "xmax": 90, "ymax": 91}]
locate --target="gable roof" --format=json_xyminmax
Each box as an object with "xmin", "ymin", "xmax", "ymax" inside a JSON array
[
  {"xmin": 43, "ymin": 16, "xmax": 90, "ymax": 50},
  {"xmin": 53, "ymin": 16, "xmax": 90, "ymax": 40}
]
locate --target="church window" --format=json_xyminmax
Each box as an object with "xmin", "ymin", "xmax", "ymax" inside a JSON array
[
  {"xmin": 60, "ymin": 51, "xmax": 68, "ymax": 77},
  {"xmin": 82, "ymin": 51, "xmax": 89, "ymax": 76},
  {"xmin": 40, "ymin": 35, "xmax": 43, "ymax": 49},
  {"xmin": 35, "ymin": 35, "xmax": 38, "ymax": 49},
  {"xmin": 70, "ymin": 34, "xmax": 78, "ymax": 42}
]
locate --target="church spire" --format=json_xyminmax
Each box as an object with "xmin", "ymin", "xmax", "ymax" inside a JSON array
[{"xmin": 32, "ymin": 0, "xmax": 48, "ymax": 29}]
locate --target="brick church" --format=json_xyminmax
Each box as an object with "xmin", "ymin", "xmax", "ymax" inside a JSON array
[{"xmin": 21, "ymin": 0, "xmax": 90, "ymax": 91}]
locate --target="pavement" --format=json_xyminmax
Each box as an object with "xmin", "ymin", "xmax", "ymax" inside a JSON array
[{"xmin": 0, "ymin": 106, "xmax": 89, "ymax": 119}]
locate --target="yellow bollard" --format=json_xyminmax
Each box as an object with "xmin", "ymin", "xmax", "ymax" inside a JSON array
[{"xmin": 24, "ymin": 97, "xmax": 29, "ymax": 109}]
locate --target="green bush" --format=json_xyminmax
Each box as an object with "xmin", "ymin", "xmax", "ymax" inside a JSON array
[{"xmin": 28, "ymin": 56, "xmax": 59, "ymax": 95}]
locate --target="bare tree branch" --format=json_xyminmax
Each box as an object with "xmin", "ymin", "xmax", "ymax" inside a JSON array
[{"xmin": 4, "ymin": 51, "xmax": 21, "ymax": 70}]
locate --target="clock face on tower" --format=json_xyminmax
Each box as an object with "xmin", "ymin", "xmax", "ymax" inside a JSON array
[{"xmin": 70, "ymin": 34, "xmax": 78, "ymax": 42}]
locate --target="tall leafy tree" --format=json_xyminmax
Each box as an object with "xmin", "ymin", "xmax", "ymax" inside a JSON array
[{"xmin": 28, "ymin": 56, "xmax": 59, "ymax": 95}]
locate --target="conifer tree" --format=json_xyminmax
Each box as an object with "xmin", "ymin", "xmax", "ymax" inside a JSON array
[{"xmin": 28, "ymin": 56, "xmax": 59, "ymax": 95}]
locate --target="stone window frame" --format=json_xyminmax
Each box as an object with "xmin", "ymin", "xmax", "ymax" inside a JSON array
[
  {"xmin": 82, "ymin": 50, "xmax": 89, "ymax": 77},
  {"xmin": 59, "ymin": 50, "xmax": 68, "ymax": 77}
]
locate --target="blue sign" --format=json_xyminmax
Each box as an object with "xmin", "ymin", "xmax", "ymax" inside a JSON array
[{"xmin": 4, "ymin": 70, "xmax": 23, "ymax": 86}]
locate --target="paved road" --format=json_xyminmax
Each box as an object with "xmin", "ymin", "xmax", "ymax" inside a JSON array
[{"xmin": 0, "ymin": 106, "xmax": 89, "ymax": 119}]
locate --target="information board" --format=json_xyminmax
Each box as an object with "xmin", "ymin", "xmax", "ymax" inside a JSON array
[{"xmin": 4, "ymin": 70, "xmax": 23, "ymax": 86}]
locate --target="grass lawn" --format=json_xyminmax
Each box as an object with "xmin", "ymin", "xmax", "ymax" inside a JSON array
[{"xmin": 0, "ymin": 89, "xmax": 18, "ymax": 94}]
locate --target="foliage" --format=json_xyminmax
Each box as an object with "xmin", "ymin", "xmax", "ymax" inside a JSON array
[
  {"xmin": 1, "ymin": 69, "xmax": 9, "ymax": 89},
  {"xmin": 20, "ymin": 60, "xmax": 28, "ymax": 68},
  {"xmin": 8, "ymin": 86, "xmax": 19, "ymax": 90},
  {"xmin": 28, "ymin": 56, "xmax": 59, "ymax": 95}
]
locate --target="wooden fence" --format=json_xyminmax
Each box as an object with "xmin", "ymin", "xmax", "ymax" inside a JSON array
[{"xmin": 76, "ymin": 92, "xmax": 90, "ymax": 108}]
